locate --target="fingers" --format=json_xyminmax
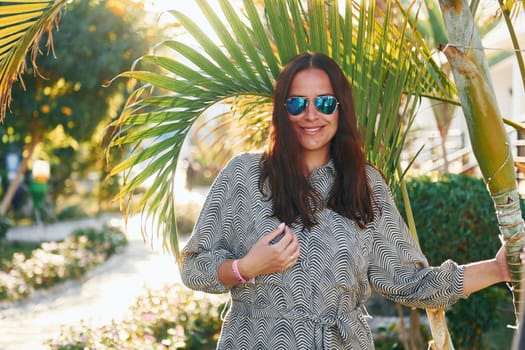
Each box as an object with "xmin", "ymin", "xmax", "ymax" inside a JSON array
[
  {"xmin": 282, "ymin": 226, "xmax": 300, "ymax": 252},
  {"xmin": 246, "ymin": 223, "xmax": 301, "ymax": 275},
  {"xmin": 267, "ymin": 223, "xmax": 298, "ymax": 247},
  {"xmin": 500, "ymin": 245, "xmax": 525, "ymax": 265},
  {"xmin": 288, "ymin": 247, "xmax": 300, "ymax": 265},
  {"xmin": 265, "ymin": 223, "xmax": 286, "ymax": 245},
  {"xmin": 265, "ymin": 223, "xmax": 300, "ymax": 267},
  {"xmin": 283, "ymin": 226, "xmax": 300, "ymax": 266}
]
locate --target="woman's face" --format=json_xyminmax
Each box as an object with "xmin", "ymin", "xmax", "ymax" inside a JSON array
[{"xmin": 287, "ymin": 67, "xmax": 338, "ymax": 166}]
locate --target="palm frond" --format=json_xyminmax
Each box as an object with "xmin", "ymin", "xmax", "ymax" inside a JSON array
[
  {"xmin": 0, "ymin": 0, "xmax": 69, "ymax": 121},
  {"xmin": 107, "ymin": 0, "xmax": 455, "ymax": 262}
]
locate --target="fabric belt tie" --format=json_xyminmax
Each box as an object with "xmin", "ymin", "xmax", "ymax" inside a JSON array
[{"xmin": 230, "ymin": 300, "xmax": 369, "ymax": 349}]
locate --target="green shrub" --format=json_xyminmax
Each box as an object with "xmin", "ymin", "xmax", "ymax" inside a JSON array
[
  {"xmin": 56, "ymin": 205, "xmax": 88, "ymax": 221},
  {"xmin": 0, "ymin": 215, "xmax": 11, "ymax": 240},
  {"xmin": 0, "ymin": 225, "xmax": 127, "ymax": 301},
  {"xmin": 374, "ymin": 323, "xmax": 407, "ymax": 350},
  {"xmin": 47, "ymin": 283, "xmax": 227, "ymax": 350},
  {"xmin": 71, "ymin": 225, "xmax": 127, "ymax": 257},
  {"xmin": 395, "ymin": 174, "xmax": 517, "ymax": 350},
  {"xmin": 0, "ymin": 241, "xmax": 39, "ymax": 271}
]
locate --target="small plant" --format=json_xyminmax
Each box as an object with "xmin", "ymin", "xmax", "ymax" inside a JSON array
[
  {"xmin": 374, "ymin": 323, "xmax": 405, "ymax": 350},
  {"xmin": 0, "ymin": 215, "xmax": 11, "ymax": 240},
  {"xmin": 56, "ymin": 205, "xmax": 88, "ymax": 221},
  {"xmin": 47, "ymin": 283, "xmax": 227, "ymax": 349}
]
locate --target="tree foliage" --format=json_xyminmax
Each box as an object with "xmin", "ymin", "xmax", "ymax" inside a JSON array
[
  {"xmin": 1, "ymin": 0, "xmax": 152, "ymax": 209},
  {"xmin": 0, "ymin": 0, "xmax": 69, "ymax": 121},
  {"xmin": 4, "ymin": 0, "xmax": 151, "ymax": 143},
  {"xmin": 106, "ymin": 0, "xmax": 456, "ymax": 257}
]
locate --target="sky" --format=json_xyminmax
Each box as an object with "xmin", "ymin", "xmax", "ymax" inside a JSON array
[
  {"xmin": 144, "ymin": 0, "xmax": 220, "ymax": 13},
  {"xmin": 142, "ymin": 0, "xmax": 236, "ymax": 46},
  {"xmin": 143, "ymin": 0, "xmax": 229, "ymax": 29}
]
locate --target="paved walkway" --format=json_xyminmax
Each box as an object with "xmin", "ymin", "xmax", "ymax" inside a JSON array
[
  {"xmin": 0, "ymin": 214, "xmax": 183, "ymax": 350},
  {"xmin": 5, "ymin": 214, "xmax": 119, "ymax": 243}
]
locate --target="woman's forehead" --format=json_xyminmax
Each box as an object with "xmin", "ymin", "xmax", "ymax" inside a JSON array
[{"xmin": 289, "ymin": 68, "xmax": 334, "ymax": 96}]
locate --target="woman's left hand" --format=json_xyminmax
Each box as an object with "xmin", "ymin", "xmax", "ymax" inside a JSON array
[
  {"xmin": 495, "ymin": 245, "xmax": 511, "ymax": 282},
  {"xmin": 496, "ymin": 245, "xmax": 525, "ymax": 282},
  {"xmin": 463, "ymin": 244, "xmax": 525, "ymax": 295}
]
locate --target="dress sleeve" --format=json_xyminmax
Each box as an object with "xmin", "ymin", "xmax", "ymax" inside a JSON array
[
  {"xmin": 179, "ymin": 156, "xmax": 241, "ymax": 294},
  {"xmin": 367, "ymin": 167, "xmax": 467, "ymax": 308}
]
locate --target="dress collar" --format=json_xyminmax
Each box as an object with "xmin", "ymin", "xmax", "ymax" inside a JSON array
[{"xmin": 309, "ymin": 158, "xmax": 336, "ymax": 179}]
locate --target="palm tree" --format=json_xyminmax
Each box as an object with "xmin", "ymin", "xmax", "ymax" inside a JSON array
[
  {"xmin": 105, "ymin": 0, "xmax": 459, "ymax": 347},
  {"xmin": 3, "ymin": 0, "xmax": 523, "ymax": 347},
  {"xmin": 437, "ymin": 0, "xmax": 525, "ymax": 328},
  {"xmin": 0, "ymin": 0, "xmax": 69, "ymax": 121},
  {"xmin": 109, "ymin": 0, "xmax": 451, "ymax": 260},
  {"xmin": 405, "ymin": 0, "xmax": 515, "ymax": 175}
]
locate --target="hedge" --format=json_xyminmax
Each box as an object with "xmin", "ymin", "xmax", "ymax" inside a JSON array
[{"xmin": 396, "ymin": 174, "xmax": 517, "ymax": 350}]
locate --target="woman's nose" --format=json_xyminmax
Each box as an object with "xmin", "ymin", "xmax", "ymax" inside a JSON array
[{"xmin": 303, "ymin": 101, "xmax": 317, "ymax": 119}]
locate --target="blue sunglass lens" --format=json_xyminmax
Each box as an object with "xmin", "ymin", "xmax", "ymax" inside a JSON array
[
  {"xmin": 315, "ymin": 96, "xmax": 338, "ymax": 114},
  {"xmin": 285, "ymin": 97, "xmax": 308, "ymax": 115}
]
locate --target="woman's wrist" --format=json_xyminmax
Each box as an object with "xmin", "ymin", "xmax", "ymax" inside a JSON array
[
  {"xmin": 233, "ymin": 259, "xmax": 255, "ymax": 284},
  {"xmin": 232, "ymin": 259, "xmax": 248, "ymax": 283},
  {"xmin": 463, "ymin": 258, "xmax": 506, "ymax": 296}
]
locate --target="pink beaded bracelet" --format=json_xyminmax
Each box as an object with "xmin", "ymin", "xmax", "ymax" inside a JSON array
[{"xmin": 232, "ymin": 259, "xmax": 249, "ymax": 283}]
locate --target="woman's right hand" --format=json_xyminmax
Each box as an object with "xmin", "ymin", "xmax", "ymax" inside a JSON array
[{"xmin": 238, "ymin": 223, "xmax": 301, "ymax": 279}]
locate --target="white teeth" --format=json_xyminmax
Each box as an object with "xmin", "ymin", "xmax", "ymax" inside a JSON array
[{"xmin": 303, "ymin": 127, "xmax": 321, "ymax": 133}]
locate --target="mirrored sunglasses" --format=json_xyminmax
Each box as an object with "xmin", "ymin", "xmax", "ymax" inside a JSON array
[{"xmin": 285, "ymin": 95, "xmax": 339, "ymax": 116}]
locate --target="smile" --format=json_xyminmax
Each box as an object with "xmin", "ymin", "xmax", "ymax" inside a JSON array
[{"xmin": 301, "ymin": 126, "xmax": 324, "ymax": 134}]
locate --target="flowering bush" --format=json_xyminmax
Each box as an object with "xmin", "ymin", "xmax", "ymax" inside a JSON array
[
  {"xmin": 47, "ymin": 283, "xmax": 227, "ymax": 350},
  {"xmin": 0, "ymin": 225, "xmax": 127, "ymax": 301}
]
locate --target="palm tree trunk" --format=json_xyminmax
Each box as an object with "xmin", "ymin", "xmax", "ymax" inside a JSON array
[
  {"xmin": 431, "ymin": 64, "xmax": 456, "ymax": 174},
  {"xmin": 409, "ymin": 308, "xmax": 424, "ymax": 350},
  {"xmin": 438, "ymin": 0, "xmax": 524, "ymax": 325},
  {"xmin": 432, "ymin": 102, "xmax": 455, "ymax": 174},
  {"xmin": 426, "ymin": 309, "xmax": 454, "ymax": 349},
  {"xmin": 395, "ymin": 302, "xmax": 410, "ymax": 349}
]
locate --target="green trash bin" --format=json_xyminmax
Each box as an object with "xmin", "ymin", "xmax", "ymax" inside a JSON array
[{"xmin": 29, "ymin": 180, "xmax": 48, "ymax": 209}]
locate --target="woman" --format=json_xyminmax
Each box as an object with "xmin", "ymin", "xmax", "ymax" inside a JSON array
[{"xmin": 180, "ymin": 52, "xmax": 515, "ymax": 349}]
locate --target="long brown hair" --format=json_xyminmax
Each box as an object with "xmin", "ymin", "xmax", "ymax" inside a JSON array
[{"xmin": 259, "ymin": 52, "xmax": 374, "ymax": 229}]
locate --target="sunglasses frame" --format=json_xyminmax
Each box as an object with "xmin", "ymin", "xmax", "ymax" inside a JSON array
[{"xmin": 284, "ymin": 95, "xmax": 339, "ymax": 116}]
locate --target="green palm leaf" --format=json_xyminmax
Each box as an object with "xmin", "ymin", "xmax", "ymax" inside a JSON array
[
  {"xmin": 0, "ymin": 0, "xmax": 69, "ymax": 121},
  {"xmin": 107, "ymin": 2, "xmax": 458, "ymax": 344},
  {"xmin": 108, "ymin": 0, "xmax": 454, "ymax": 262}
]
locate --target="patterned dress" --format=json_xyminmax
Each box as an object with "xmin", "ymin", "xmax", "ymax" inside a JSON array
[{"xmin": 180, "ymin": 152, "xmax": 466, "ymax": 349}]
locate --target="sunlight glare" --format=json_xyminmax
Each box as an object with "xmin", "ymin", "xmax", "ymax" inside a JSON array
[{"xmin": 143, "ymin": 0, "xmax": 229, "ymax": 45}]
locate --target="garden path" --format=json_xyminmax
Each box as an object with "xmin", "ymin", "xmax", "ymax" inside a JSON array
[{"xmin": 0, "ymin": 214, "xmax": 187, "ymax": 350}]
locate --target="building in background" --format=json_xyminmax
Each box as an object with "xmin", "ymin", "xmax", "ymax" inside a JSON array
[{"xmin": 401, "ymin": 17, "xmax": 525, "ymax": 188}]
